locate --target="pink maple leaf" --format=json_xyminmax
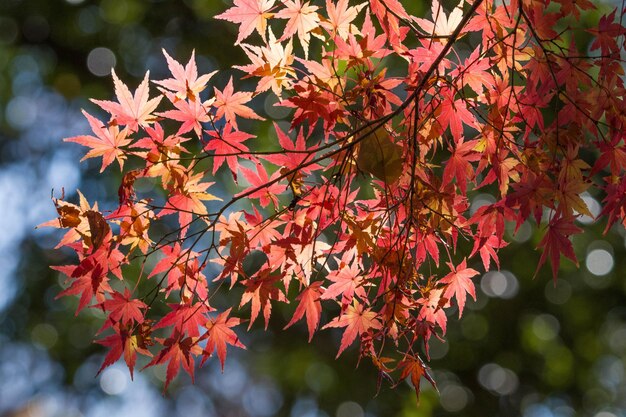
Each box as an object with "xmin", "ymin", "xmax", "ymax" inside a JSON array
[
  {"xmin": 216, "ymin": 0, "xmax": 276, "ymax": 44},
  {"xmin": 213, "ymin": 77, "xmax": 265, "ymax": 129},
  {"xmin": 154, "ymin": 49, "xmax": 217, "ymax": 102},
  {"xmin": 322, "ymin": 300, "xmax": 381, "ymax": 358},
  {"xmin": 92, "ymin": 70, "xmax": 162, "ymax": 133},
  {"xmin": 275, "ymin": 0, "xmax": 320, "ymax": 57},
  {"xmin": 440, "ymin": 258, "xmax": 479, "ymax": 318},
  {"xmin": 65, "ymin": 110, "xmax": 132, "ymax": 172}
]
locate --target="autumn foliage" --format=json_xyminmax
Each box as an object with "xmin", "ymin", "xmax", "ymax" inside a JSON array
[{"xmin": 42, "ymin": 0, "xmax": 626, "ymax": 402}]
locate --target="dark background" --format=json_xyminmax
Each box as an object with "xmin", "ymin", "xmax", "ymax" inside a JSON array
[{"xmin": 1, "ymin": 1, "xmax": 625, "ymax": 416}]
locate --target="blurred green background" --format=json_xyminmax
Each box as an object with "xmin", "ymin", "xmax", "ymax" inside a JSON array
[{"xmin": 1, "ymin": 1, "xmax": 626, "ymax": 416}]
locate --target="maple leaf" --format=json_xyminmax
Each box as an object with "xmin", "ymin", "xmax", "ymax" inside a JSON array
[
  {"xmin": 441, "ymin": 139, "xmax": 481, "ymax": 194},
  {"xmin": 213, "ymin": 77, "xmax": 265, "ymax": 129},
  {"xmin": 440, "ymin": 259, "xmax": 479, "ymax": 318},
  {"xmin": 237, "ymin": 162, "xmax": 287, "ymax": 208},
  {"xmin": 55, "ymin": 240, "xmax": 125, "ymax": 314},
  {"xmin": 368, "ymin": 0, "xmax": 409, "ymax": 49},
  {"xmin": 320, "ymin": 250, "xmax": 366, "ymax": 309},
  {"xmin": 599, "ymin": 176, "xmax": 626, "ymax": 233},
  {"xmin": 99, "ymin": 288, "xmax": 147, "ymax": 328},
  {"xmin": 96, "ymin": 326, "xmax": 153, "ymax": 379},
  {"xmin": 397, "ymin": 355, "xmax": 437, "ymax": 404},
  {"xmin": 159, "ymin": 171, "xmax": 222, "ymax": 236},
  {"xmin": 148, "ymin": 242, "xmax": 186, "ymax": 281},
  {"xmin": 154, "ymin": 303, "xmax": 211, "ymax": 338},
  {"xmin": 204, "ymin": 123, "xmax": 255, "ymax": 181},
  {"xmin": 284, "ymin": 281, "xmax": 323, "ymax": 341},
  {"xmin": 92, "ymin": 70, "xmax": 162, "ymax": 132},
  {"xmin": 144, "ymin": 332, "xmax": 201, "ymax": 391},
  {"xmin": 108, "ymin": 201, "xmax": 155, "ymax": 254},
  {"xmin": 589, "ymin": 9, "xmax": 626, "ymax": 55},
  {"xmin": 38, "ymin": 191, "xmax": 102, "ymax": 249},
  {"xmin": 200, "ymin": 308, "xmax": 246, "ymax": 370},
  {"xmin": 332, "ymin": 14, "xmax": 389, "ymax": 62},
  {"xmin": 557, "ymin": 178, "xmax": 592, "ymax": 218},
  {"xmin": 450, "ymin": 47, "xmax": 495, "ymax": 95},
  {"xmin": 54, "ymin": 261, "xmax": 110, "ymax": 315},
  {"xmin": 535, "ymin": 215, "xmax": 582, "ymax": 282},
  {"xmin": 154, "ymin": 49, "xmax": 217, "ymax": 101},
  {"xmin": 275, "ymin": 0, "xmax": 320, "ymax": 58},
  {"xmin": 216, "ymin": 0, "xmax": 275, "ymax": 44},
  {"xmin": 414, "ymin": 0, "xmax": 463, "ymax": 38},
  {"xmin": 507, "ymin": 170, "xmax": 555, "ymax": 227},
  {"xmin": 261, "ymin": 123, "xmax": 321, "ymax": 173},
  {"xmin": 555, "ymin": 0, "xmax": 595, "ymax": 19},
  {"xmin": 438, "ymin": 87, "xmax": 478, "ymax": 143},
  {"xmin": 235, "ymin": 29, "xmax": 295, "ymax": 95},
  {"xmin": 243, "ymin": 206, "xmax": 284, "ymax": 249},
  {"xmin": 157, "ymin": 90, "xmax": 212, "ymax": 137},
  {"xmin": 322, "ymin": 300, "xmax": 381, "ymax": 358},
  {"xmin": 320, "ymin": 0, "xmax": 366, "ymax": 39},
  {"xmin": 417, "ymin": 287, "xmax": 449, "ymax": 335},
  {"xmin": 65, "ymin": 110, "xmax": 132, "ymax": 172},
  {"xmin": 239, "ymin": 272, "xmax": 287, "ymax": 330},
  {"xmin": 525, "ymin": 6, "xmax": 559, "ymax": 40},
  {"xmin": 472, "ymin": 234, "xmax": 508, "ymax": 271}
]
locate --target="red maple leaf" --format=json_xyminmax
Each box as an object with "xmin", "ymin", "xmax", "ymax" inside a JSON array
[
  {"xmin": 417, "ymin": 287, "xmax": 449, "ymax": 335},
  {"xmin": 440, "ymin": 258, "xmax": 479, "ymax": 318},
  {"xmin": 438, "ymin": 87, "xmax": 477, "ymax": 143},
  {"xmin": 239, "ymin": 272, "xmax": 287, "ymax": 329},
  {"xmin": 99, "ymin": 288, "xmax": 147, "ymax": 328},
  {"xmin": 55, "ymin": 243, "xmax": 124, "ymax": 314},
  {"xmin": 144, "ymin": 332, "xmax": 201, "ymax": 391},
  {"xmin": 397, "ymin": 354, "xmax": 437, "ymax": 404},
  {"xmin": 284, "ymin": 281, "xmax": 323, "ymax": 341},
  {"xmin": 589, "ymin": 9, "xmax": 626, "ymax": 55},
  {"xmin": 261, "ymin": 123, "xmax": 321, "ymax": 173},
  {"xmin": 237, "ymin": 162, "xmax": 287, "ymax": 207},
  {"xmin": 96, "ymin": 325, "xmax": 152, "ymax": 379},
  {"xmin": 535, "ymin": 215, "xmax": 581, "ymax": 281},
  {"xmin": 159, "ymin": 171, "xmax": 222, "ymax": 237},
  {"xmin": 320, "ymin": 251, "xmax": 366, "ymax": 308},
  {"xmin": 322, "ymin": 300, "xmax": 381, "ymax": 358},
  {"xmin": 320, "ymin": 0, "xmax": 365, "ymax": 39},
  {"xmin": 153, "ymin": 302, "xmax": 211, "ymax": 338},
  {"xmin": 243, "ymin": 206, "xmax": 284, "ymax": 249},
  {"xmin": 204, "ymin": 123, "xmax": 255, "ymax": 181},
  {"xmin": 200, "ymin": 308, "xmax": 246, "ymax": 370},
  {"xmin": 442, "ymin": 139, "xmax": 481, "ymax": 194}
]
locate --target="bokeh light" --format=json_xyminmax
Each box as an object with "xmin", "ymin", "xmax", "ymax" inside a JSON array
[
  {"xmin": 100, "ymin": 367, "xmax": 129, "ymax": 395},
  {"xmin": 87, "ymin": 47, "xmax": 117, "ymax": 77},
  {"xmin": 336, "ymin": 401, "xmax": 363, "ymax": 417},
  {"xmin": 586, "ymin": 248, "xmax": 614, "ymax": 276},
  {"xmin": 480, "ymin": 270, "xmax": 519, "ymax": 299},
  {"xmin": 477, "ymin": 363, "xmax": 519, "ymax": 396}
]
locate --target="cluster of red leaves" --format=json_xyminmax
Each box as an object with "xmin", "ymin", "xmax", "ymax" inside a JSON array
[{"xmin": 43, "ymin": 0, "xmax": 626, "ymax": 402}]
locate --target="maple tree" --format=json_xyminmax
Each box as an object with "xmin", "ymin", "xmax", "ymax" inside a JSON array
[{"xmin": 41, "ymin": 0, "xmax": 626, "ymax": 404}]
